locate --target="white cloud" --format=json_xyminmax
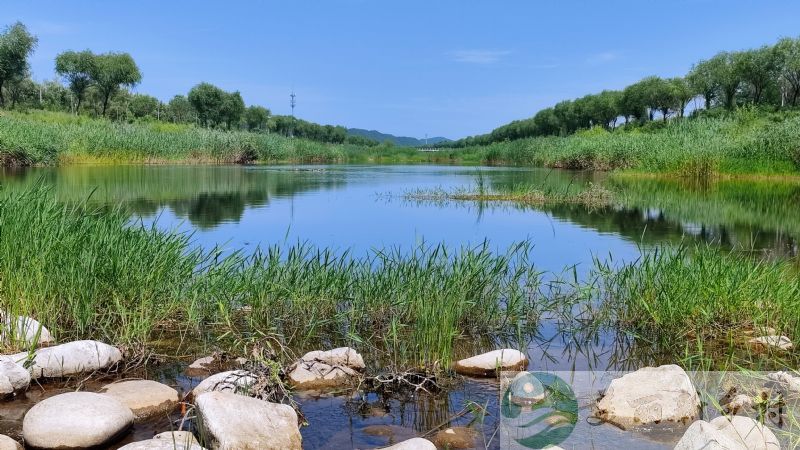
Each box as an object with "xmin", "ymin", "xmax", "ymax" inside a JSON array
[
  {"xmin": 449, "ymin": 49, "xmax": 511, "ymax": 64},
  {"xmin": 586, "ymin": 51, "xmax": 621, "ymax": 64}
]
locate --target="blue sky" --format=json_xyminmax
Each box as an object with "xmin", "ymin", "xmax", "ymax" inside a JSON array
[{"xmin": 6, "ymin": 0, "xmax": 800, "ymax": 138}]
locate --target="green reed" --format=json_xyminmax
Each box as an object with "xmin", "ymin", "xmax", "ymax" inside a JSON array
[
  {"xmin": 0, "ymin": 187, "xmax": 541, "ymax": 369},
  {"xmin": 594, "ymin": 244, "xmax": 800, "ymax": 369}
]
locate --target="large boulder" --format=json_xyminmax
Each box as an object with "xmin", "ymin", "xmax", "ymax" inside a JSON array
[
  {"xmin": 117, "ymin": 431, "xmax": 205, "ymax": 450},
  {"xmin": 100, "ymin": 380, "xmax": 179, "ymax": 421},
  {"xmin": 596, "ymin": 365, "xmax": 699, "ymax": 429},
  {"xmin": 674, "ymin": 416, "xmax": 780, "ymax": 450},
  {"xmin": 4, "ymin": 340, "xmax": 122, "ymax": 379},
  {"xmin": 453, "ymin": 349, "xmax": 528, "ymax": 377},
  {"xmin": 287, "ymin": 347, "xmax": 365, "ymax": 390},
  {"xmin": 195, "ymin": 391, "xmax": 301, "ymax": 450},
  {"xmin": 191, "ymin": 370, "xmax": 257, "ymax": 398},
  {"xmin": 0, "ymin": 360, "xmax": 30, "ymax": 399},
  {"xmin": 0, "ymin": 435, "xmax": 21, "ymax": 450},
  {"xmin": 22, "ymin": 391, "xmax": 133, "ymax": 449},
  {"xmin": 1, "ymin": 314, "xmax": 54, "ymax": 347},
  {"xmin": 379, "ymin": 438, "xmax": 437, "ymax": 450}
]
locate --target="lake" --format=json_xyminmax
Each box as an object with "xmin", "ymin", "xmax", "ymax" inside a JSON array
[{"xmin": 2, "ymin": 164, "xmax": 798, "ymax": 449}]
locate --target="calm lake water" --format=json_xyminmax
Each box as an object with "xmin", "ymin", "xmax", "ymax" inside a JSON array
[{"xmin": 2, "ymin": 164, "xmax": 798, "ymax": 449}]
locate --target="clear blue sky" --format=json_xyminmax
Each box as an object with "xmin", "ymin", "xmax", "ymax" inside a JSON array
[{"xmin": 6, "ymin": 0, "xmax": 800, "ymax": 138}]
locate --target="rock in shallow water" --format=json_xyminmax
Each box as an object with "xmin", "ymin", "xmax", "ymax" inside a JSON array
[
  {"xmin": 299, "ymin": 347, "xmax": 365, "ymax": 369},
  {"xmin": 22, "ymin": 391, "xmax": 133, "ymax": 449},
  {"xmin": 432, "ymin": 427, "xmax": 479, "ymax": 449},
  {"xmin": 0, "ymin": 435, "xmax": 21, "ymax": 450},
  {"xmin": 195, "ymin": 391, "xmax": 301, "ymax": 450},
  {"xmin": 118, "ymin": 431, "xmax": 205, "ymax": 450},
  {"xmin": 0, "ymin": 360, "xmax": 29, "ymax": 399},
  {"xmin": 674, "ymin": 416, "xmax": 780, "ymax": 450},
  {"xmin": 2, "ymin": 340, "xmax": 122, "ymax": 379},
  {"xmin": 596, "ymin": 364, "xmax": 699, "ymax": 429},
  {"xmin": 453, "ymin": 349, "xmax": 528, "ymax": 377},
  {"xmin": 191, "ymin": 370, "xmax": 257, "ymax": 398},
  {"xmin": 100, "ymin": 379, "xmax": 179, "ymax": 421},
  {"xmin": 379, "ymin": 437, "xmax": 437, "ymax": 450},
  {"xmin": 287, "ymin": 347, "xmax": 365, "ymax": 390}
]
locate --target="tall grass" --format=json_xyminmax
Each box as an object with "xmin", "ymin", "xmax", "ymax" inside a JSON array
[
  {"xmin": 594, "ymin": 244, "xmax": 800, "ymax": 368},
  {"xmin": 441, "ymin": 108, "xmax": 800, "ymax": 176},
  {"xmin": 0, "ymin": 187, "xmax": 542, "ymax": 369},
  {"xmin": 6, "ymin": 109, "xmax": 800, "ymax": 175}
]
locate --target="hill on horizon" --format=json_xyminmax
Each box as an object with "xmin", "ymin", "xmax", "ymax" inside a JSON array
[{"xmin": 347, "ymin": 128, "xmax": 450, "ymax": 147}]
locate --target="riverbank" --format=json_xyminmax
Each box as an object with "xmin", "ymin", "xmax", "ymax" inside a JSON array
[{"xmin": 4, "ymin": 109, "xmax": 800, "ymax": 177}]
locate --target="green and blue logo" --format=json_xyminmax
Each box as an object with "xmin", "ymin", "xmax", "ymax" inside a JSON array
[{"xmin": 500, "ymin": 371, "xmax": 578, "ymax": 449}]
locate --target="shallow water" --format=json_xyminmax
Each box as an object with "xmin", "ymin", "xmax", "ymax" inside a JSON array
[{"xmin": 2, "ymin": 164, "xmax": 799, "ymax": 448}]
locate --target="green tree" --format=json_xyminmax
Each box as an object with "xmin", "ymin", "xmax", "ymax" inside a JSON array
[
  {"xmin": 129, "ymin": 93, "xmax": 160, "ymax": 119},
  {"xmin": 620, "ymin": 81, "xmax": 648, "ymax": 123},
  {"xmin": 734, "ymin": 46, "xmax": 780, "ymax": 104},
  {"xmin": 220, "ymin": 91, "xmax": 245, "ymax": 129},
  {"xmin": 0, "ymin": 22, "xmax": 37, "ymax": 107},
  {"xmin": 775, "ymin": 37, "xmax": 800, "ymax": 107},
  {"xmin": 166, "ymin": 95, "xmax": 194, "ymax": 123},
  {"xmin": 90, "ymin": 52, "xmax": 141, "ymax": 116},
  {"xmin": 687, "ymin": 58, "xmax": 722, "ymax": 109},
  {"xmin": 188, "ymin": 82, "xmax": 225, "ymax": 127},
  {"xmin": 6, "ymin": 76, "xmax": 35, "ymax": 109},
  {"xmin": 669, "ymin": 78, "xmax": 693, "ymax": 117},
  {"xmin": 244, "ymin": 105, "xmax": 270, "ymax": 131},
  {"xmin": 54, "ymin": 50, "xmax": 95, "ymax": 113},
  {"xmin": 710, "ymin": 52, "xmax": 740, "ymax": 110}
]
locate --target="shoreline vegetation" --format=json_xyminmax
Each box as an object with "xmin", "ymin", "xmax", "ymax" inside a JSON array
[
  {"xmin": 3, "ymin": 108, "xmax": 800, "ymax": 179},
  {"xmin": 2, "ymin": 187, "xmax": 798, "ymax": 373}
]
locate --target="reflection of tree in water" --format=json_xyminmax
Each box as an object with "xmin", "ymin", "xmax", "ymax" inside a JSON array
[{"xmin": 0, "ymin": 165, "xmax": 348, "ymax": 230}]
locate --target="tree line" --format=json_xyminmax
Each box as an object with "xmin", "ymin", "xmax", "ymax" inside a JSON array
[
  {"xmin": 447, "ymin": 36, "xmax": 800, "ymax": 147},
  {"xmin": 0, "ymin": 21, "xmax": 377, "ymax": 146}
]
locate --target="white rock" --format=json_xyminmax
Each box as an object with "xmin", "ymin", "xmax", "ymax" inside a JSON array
[
  {"xmin": 117, "ymin": 431, "xmax": 204, "ymax": 450},
  {"xmin": 100, "ymin": 380, "xmax": 179, "ymax": 421},
  {"xmin": 379, "ymin": 437, "xmax": 437, "ymax": 450},
  {"xmin": 191, "ymin": 370, "xmax": 257, "ymax": 398},
  {"xmin": 287, "ymin": 360, "xmax": 359, "ymax": 389},
  {"xmin": 195, "ymin": 391, "xmax": 301, "ymax": 450},
  {"xmin": 767, "ymin": 371, "xmax": 800, "ymax": 393},
  {"xmin": 299, "ymin": 347, "xmax": 365, "ymax": 369},
  {"xmin": 596, "ymin": 365, "xmax": 699, "ymax": 429},
  {"xmin": 0, "ymin": 359, "xmax": 30, "ymax": 398},
  {"xmin": 674, "ymin": 416, "xmax": 780, "ymax": 450},
  {"xmin": 453, "ymin": 349, "xmax": 528, "ymax": 376},
  {"xmin": 22, "ymin": 391, "xmax": 133, "ymax": 448},
  {"xmin": 189, "ymin": 356, "xmax": 215, "ymax": 369},
  {"xmin": 749, "ymin": 335, "xmax": 793, "ymax": 351},
  {"xmin": 1, "ymin": 314, "xmax": 54, "ymax": 346},
  {"xmin": 724, "ymin": 394, "xmax": 754, "ymax": 414},
  {"xmin": 4, "ymin": 340, "xmax": 122, "ymax": 379},
  {"xmin": 0, "ymin": 435, "xmax": 21, "ymax": 450}
]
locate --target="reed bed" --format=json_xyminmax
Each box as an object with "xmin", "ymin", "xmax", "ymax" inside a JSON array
[
  {"xmin": 594, "ymin": 244, "xmax": 800, "ymax": 369},
  {"xmin": 0, "ymin": 187, "xmax": 543, "ymax": 369}
]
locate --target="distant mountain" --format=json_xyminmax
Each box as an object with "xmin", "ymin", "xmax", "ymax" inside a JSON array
[{"xmin": 347, "ymin": 128, "xmax": 451, "ymax": 147}]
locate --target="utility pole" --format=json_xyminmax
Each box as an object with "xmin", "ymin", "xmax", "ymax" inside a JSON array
[{"xmin": 289, "ymin": 90, "xmax": 297, "ymax": 138}]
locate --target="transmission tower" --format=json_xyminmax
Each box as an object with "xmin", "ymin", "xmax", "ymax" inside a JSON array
[{"xmin": 289, "ymin": 91, "xmax": 297, "ymax": 138}]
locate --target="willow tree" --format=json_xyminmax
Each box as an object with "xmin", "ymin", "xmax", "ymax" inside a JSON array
[
  {"xmin": 90, "ymin": 52, "xmax": 141, "ymax": 116},
  {"xmin": 55, "ymin": 50, "xmax": 96, "ymax": 113},
  {"xmin": 0, "ymin": 22, "xmax": 37, "ymax": 107}
]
